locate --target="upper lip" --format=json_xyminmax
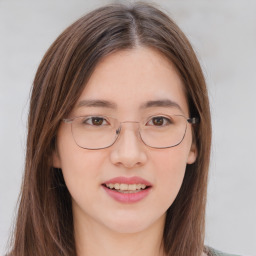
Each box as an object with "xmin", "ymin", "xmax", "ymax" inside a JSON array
[{"xmin": 102, "ymin": 176, "xmax": 152, "ymax": 186}]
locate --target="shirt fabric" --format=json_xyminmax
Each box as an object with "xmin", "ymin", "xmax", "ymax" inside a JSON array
[{"xmin": 208, "ymin": 246, "xmax": 241, "ymax": 256}]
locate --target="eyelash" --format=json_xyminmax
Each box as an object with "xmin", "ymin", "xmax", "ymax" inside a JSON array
[
  {"xmin": 146, "ymin": 116, "xmax": 172, "ymax": 126},
  {"xmin": 82, "ymin": 116, "xmax": 109, "ymax": 126},
  {"xmin": 81, "ymin": 115, "xmax": 173, "ymax": 127}
]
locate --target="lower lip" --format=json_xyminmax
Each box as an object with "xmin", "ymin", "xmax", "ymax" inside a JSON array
[{"xmin": 102, "ymin": 185, "xmax": 151, "ymax": 203}]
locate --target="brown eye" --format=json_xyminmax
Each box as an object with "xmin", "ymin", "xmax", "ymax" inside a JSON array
[
  {"xmin": 152, "ymin": 117, "xmax": 164, "ymax": 126},
  {"xmin": 81, "ymin": 116, "xmax": 108, "ymax": 126},
  {"xmin": 146, "ymin": 116, "xmax": 172, "ymax": 127},
  {"xmin": 92, "ymin": 117, "xmax": 104, "ymax": 126}
]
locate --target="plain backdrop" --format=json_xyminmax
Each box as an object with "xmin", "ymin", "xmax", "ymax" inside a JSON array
[{"xmin": 0, "ymin": 0, "xmax": 255, "ymax": 255}]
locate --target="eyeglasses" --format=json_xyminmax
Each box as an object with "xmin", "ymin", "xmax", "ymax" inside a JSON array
[{"xmin": 62, "ymin": 114, "xmax": 199, "ymax": 150}]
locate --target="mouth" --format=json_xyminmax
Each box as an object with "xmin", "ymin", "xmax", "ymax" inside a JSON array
[
  {"xmin": 102, "ymin": 183, "xmax": 150, "ymax": 193},
  {"xmin": 101, "ymin": 176, "xmax": 152, "ymax": 203}
]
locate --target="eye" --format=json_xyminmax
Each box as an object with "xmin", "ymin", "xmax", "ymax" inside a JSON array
[
  {"xmin": 82, "ymin": 116, "xmax": 109, "ymax": 126},
  {"xmin": 146, "ymin": 116, "xmax": 172, "ymax": 126}
]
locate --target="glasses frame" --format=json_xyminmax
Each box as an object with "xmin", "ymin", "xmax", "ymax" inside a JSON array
[{"xmin": 62, "ymin": 115, "xmax": 199, "ymax": 150}]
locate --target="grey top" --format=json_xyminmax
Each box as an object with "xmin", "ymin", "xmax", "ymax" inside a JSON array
[{"xmin": 208, "ymin": 247, "xmax": 241, "ymax": 256}]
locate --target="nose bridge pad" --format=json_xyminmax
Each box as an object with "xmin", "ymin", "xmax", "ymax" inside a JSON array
[
  {"xmin": 115, "ymin": 122, "xmax": 140, "ymax": 142},
  {"xmin": 116, "ymin": 127, "xmax": 121, "ymax": 135}
]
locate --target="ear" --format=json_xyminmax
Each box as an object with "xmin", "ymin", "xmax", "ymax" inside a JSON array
[
  {"xmin": 52, "ymin": 150, "xmax": 62, "ymax": 168},
  {"xmin": 187, "ymin": 142, "xmax": 198, "ymax": 164}
]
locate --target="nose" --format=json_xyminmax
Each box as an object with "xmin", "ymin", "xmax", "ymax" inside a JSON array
[{"xmin": 110, "ymin": 123, "xmax": 147, "ymax": 168}]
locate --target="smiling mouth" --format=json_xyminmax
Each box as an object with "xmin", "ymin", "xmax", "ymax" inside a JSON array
[{"xmin": 103, "ymin": 183, "xmax": 150, "ymax": 193}]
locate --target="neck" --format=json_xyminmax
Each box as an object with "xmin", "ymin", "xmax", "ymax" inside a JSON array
[{"xmin": 74, "ymin": 212, "xmax": 166, "ymax": 256}]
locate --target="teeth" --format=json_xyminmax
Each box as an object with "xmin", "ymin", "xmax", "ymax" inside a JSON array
[
  {"xmin": 114, "ymin": 183, "xmax": 120, "ymax": 190},
  {"xmin": 105, "ymin": 183, "xmax": 147, "ymax": 191},
  {"xmin": 119, "ymin": 184, "xmax": 128, "ymax": 190},
  {"xmin": 140, "ymin": 184, "xmax": 146, "ymax": 189},
  {"xmin": 108, "ymin": 183, "xmax": 114, "ymax": 189},
  {"xmin": 129, "ymin": 184, "xmax": 136, "ymax": 190}
]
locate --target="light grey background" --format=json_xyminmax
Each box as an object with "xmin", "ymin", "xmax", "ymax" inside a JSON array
[{"xmin": 0, "ymin": 0, "xmax": 255, "ymax": 255}]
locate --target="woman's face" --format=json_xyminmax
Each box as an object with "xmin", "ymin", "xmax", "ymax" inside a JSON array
[{"xmin": 54, "ymin": 47, "xmax": 197, "ymax": 234}]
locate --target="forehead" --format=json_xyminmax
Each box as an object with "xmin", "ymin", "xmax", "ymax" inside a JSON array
[{"xmin": 75, "ymin": 47, "xmax": 189, "ymax": 115}]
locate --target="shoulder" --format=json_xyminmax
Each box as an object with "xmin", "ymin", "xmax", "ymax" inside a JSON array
[{"xmin": 207, "ymin": 246, "xmax": 242, "ymax": 256}]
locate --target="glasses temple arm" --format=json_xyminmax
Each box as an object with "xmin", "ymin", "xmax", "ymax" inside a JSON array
[{"xmin": 187, "ymin": 117, "xmax": 200, "ymax": 124}]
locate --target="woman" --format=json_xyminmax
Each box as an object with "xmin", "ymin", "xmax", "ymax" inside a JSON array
[{"xmin": 8, "ymin": 2, "xmax": 239, "ymax": 256}]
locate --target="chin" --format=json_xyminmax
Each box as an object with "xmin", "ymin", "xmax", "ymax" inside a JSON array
[{"xmin": 103, "ymin": 211, "xmax": 166, "ymax": 234}]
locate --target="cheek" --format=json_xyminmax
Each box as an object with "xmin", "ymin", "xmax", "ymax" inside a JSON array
[
  {"xmin": 150, "ymin": 145, "xmax": 190, "ymax": 207},
  {"xmin": 59, "ymin": 149, "xmax": 110, "ymax": 220},
  {"xmin": 151, "ymin": 142, "xmax": 190, "ymax": 179},
  {"xmin": 61, "ymin": 150, "xmax": 106, "ymax": 178},
  {"xmin": 57, "ymin": 130, "xmax": 107, "ymax": 201}
]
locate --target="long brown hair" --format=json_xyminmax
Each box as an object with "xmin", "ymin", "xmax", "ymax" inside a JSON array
[{"xmin": 9, "ymin": 2, "xmax": 211, "ymax": 256}]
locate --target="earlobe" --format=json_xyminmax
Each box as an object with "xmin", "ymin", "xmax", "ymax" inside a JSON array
[
  {"xmin": 187, "ymin": 143, "xmax": 198, "ymax": 164},
  {"xmin": 52, "ymin": 150, "xmax": 61, "ymax": 168}
]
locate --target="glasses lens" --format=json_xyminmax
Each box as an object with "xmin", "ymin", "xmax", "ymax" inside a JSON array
[
  {"xmin": 71, "ymin": 116, "xmax": 118, "ymax": 149},
  {"xmin": 69, "ymin": 115, "xmax": 188, "ymax": 149},
  {"xmin": 140, "ymin": 115, "xmax": 187, "ymax": 148}
]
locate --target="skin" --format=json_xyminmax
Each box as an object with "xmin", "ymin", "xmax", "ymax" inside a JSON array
[{"xmin": 53, "ymin": 47, "xmax": 197, "ymax": 256}]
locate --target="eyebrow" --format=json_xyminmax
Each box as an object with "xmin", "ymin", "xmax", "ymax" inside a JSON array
[
  {"xmin": 77, "ymin": 98, "xmax": 182, "ymax": 111},
  {"xmin": 140, "ymin": 99, "xmax": 183, "ymax": 111},
  {"xmin": 77, "ymin": 99, "xmax": 117, "ymax": 109}
]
